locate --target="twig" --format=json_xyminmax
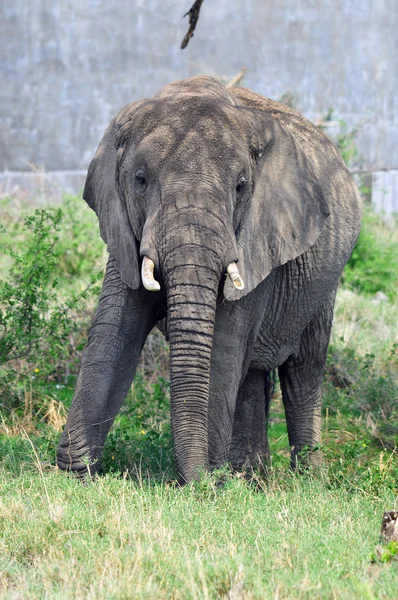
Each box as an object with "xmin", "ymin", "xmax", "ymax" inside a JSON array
[
  {"xmin": 181, "ymin": 0, "xmax": 205, "ymax": 49},
  {"xmin": 226, "ymin": 67, "xmax": 247, "ymax": 89}
]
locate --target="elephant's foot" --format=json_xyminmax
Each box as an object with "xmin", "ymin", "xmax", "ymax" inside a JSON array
[
  {"xmin": 57, "ymin": 429, "xmax": 102, "ymax": 480},
  {"xmin": 290, "ymin": 445, "xmax": 323, "ymax": 471},
  {"xmin": 230, "ymin": 450, "xmax": 271, "ymax": 477},
  {"xmin": 57, "ymin": 457, "xmax": 100, "ymax": 480}
]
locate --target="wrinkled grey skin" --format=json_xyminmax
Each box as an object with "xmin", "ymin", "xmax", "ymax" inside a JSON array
[{"xmin": 57, "ymin": 76, "xmax": 362, "ymax": 483}]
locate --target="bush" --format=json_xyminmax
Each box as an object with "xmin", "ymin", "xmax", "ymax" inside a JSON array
[
  {"xmin": 0, "ymin": 202, "xmax": 103, "ymax": 414},
  {"xmin": 341, "ymin": 207, "xmax": 398, "ymax": 300},
  {"xmin": 55, "ymin": 194, "xmax": 105, "ymax": 279}
]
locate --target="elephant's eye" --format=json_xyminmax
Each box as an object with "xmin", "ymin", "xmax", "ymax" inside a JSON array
[
  {"xmin": 135, "ymin": 170, "xmax": 148, "ymax": 192},
  {"xmin": 236, "ymin": 175, "xmax": 247, "ymax": 197}
]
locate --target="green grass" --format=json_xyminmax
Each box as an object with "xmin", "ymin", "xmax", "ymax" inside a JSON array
[
  {"xmin": 0, "ymin": 196, "xmax": 397, "ymax": 598},
  {"xmin": 0, "ymin": 469, "xmax": 396, "ymax": 599}
]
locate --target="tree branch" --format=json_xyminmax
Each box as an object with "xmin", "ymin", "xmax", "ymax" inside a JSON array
[
  {"xmin": 181, "ymin": 0, "xmax": 205, "ymax": 49},
  {"xmin": 226, "ymin": 67, "xmax": 247, "ymax": 89}
]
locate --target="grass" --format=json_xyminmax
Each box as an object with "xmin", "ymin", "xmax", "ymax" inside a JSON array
[
  {"xmin": 0, "ymin": 196, "xmax": 397, "ymax": 598},
  {"xmin": 0, "ymin": 469, "xmax": 396, "ymax": 599}
]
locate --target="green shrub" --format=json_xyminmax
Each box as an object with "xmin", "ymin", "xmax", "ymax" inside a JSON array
[
  {"xmin": 0, "ymin": 203, "xmax": 103, "ymax": 413},
  {"xmin": 341, "ymin": 207, "xmax": 398, "ymax": 300},
  {"xmin": 0, "ymin": 210, "xmax": 67, "ymax": 367},
  {"xmin": 55, "ymin": 194, "xmax": 105, "ymax": 280}
]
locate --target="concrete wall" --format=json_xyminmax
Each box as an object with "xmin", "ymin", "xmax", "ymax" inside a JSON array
[{"xmin": 1, "ymin": 1, "xmax": 397, "ymax": 204}]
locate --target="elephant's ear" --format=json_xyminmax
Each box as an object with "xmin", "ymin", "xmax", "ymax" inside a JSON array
[
  {"xmin": 83, "ymin": 118, "xmax": 140, "ymax": 289},
  {"xmin": 224, "ymin": 89, "xmax": 333, "ymax": 301}
]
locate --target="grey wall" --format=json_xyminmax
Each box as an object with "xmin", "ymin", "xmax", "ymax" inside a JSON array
[{"xmin": 1, "ymin": 1, "xmax": 397, "ymax": 192}]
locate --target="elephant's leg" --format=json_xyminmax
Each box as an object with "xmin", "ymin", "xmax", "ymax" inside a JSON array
[
  {"xmin": 228, "ymin": 368, "xmax": 273, "ymax": 472},
  {"xmin": 208, "ymin": 298, "xmax": 265, "ymax": 470},
  {"xmin": 57, "ymin": 257, "xmax": 159, "ymax": 476},
  {"xmin": 278, "ymin": 291, "xmax": 336, "ymax": 469}
]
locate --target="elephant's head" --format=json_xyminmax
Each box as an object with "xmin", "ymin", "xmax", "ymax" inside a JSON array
[{"xmin": 83, "ymin": 76, "xmax": 334, "ymax": 481}]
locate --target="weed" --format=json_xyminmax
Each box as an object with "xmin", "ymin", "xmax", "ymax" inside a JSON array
[{"xmin": 371, "ymin": 542, "xmax": 398, "ymax": 564}]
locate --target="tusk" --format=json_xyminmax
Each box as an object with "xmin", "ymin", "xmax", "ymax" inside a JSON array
[
  {"xmin": 227, "ymin": 262, "xmax": 245, "ymax": 290},
  {"xmin": 141, "ymin": 256, "xmax": 161, "ymax": 292}
]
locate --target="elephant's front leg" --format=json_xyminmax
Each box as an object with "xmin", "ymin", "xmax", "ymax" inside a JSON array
[
  {"xmin": 208, "ymin": 298, "xmax": 263, "ymax": 469},
  {"xmin": 57, "ymin": 257, "xmax": 160, "ymax": 476},
  {"xmin": 278, "ymin": 291, "xmax": 336, "ymax": 468},
  {"xmin": 228, "ymin": 369, "xmax": 273, "ymax": 472}
]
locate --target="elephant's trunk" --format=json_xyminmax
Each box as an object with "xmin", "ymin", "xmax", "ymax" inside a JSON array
[
  {"xmin": 167, "ymin": 268, "xmax": 218, "ymax": 481},
  {"xmin": 159, "ymin": 201, "xmax": 227, "ymax": 482}
]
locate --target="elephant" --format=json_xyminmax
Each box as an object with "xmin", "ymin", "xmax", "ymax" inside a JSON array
[{"xmin": 57, "ymin": 76, "xmax": 362, "ymax": 483}]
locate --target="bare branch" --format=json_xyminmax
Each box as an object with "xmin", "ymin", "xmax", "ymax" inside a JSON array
[
  {"xmin": 226, "ymin": 67, "xmax": 247, "ymax": 89},
  {"xmin": 181, "ymin": 0, "xmax": 205, "ymax": 49}
]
